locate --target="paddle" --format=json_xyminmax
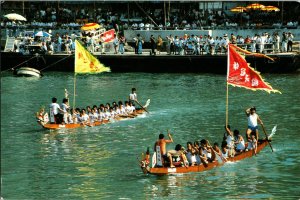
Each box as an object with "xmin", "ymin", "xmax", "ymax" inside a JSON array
[
  {"xmin": 135, "ymin": 100, "xmax": 149, "ymax": 113},
  {"xmin": 261, "ymin": 124, "xmax": 274, "ymax": 152}
]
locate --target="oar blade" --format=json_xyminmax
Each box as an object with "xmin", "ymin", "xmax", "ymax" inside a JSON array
[{"xmin": 268, "ymin": 125, "xmax": 277, "ymax": 140}]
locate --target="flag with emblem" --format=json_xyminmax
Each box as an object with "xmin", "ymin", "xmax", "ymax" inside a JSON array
[
  {"xmin": 75, "ymin": 40, "xmax": 110, "ymax": 73},
  {"xmin": 227, "ymin": 44, "xmax": 281, "ymax": 94}
]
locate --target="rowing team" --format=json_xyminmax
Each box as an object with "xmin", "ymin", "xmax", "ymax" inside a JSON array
[
  {"xmin": 143, "ymin": 128, "xmax": 258, "ymax": 168},
  {"xmin": 37, "ymin": 97, "xmax": 142, "ymax": 126}
]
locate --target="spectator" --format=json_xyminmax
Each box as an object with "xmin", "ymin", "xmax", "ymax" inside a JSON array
[
  {"xmin": 150, "ymin": 35, "xmax": 156, "ymax": 55},
  {"xmin": 287, "ymin": 32, "xmax": 294, "ymax": 52}
]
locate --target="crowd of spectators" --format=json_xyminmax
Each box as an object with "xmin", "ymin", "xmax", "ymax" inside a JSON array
[
  {"xmin": 1, "ymin": 2, "xmax": 299, "ymax": 32},
  {"xmin": 12, "ymin": 29, "xmax": 295, "ymax": 56}
]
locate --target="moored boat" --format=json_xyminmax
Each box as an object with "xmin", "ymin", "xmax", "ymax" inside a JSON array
[
  {"xmin": 14, "ymin": 67, "xmax": 42, "ymax": 77},
  {"xmin": 140, "ymin": 137, "xmax": 272, "ymax": 176}
]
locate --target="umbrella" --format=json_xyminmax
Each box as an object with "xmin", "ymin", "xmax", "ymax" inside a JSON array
[
  {"xmin": 81, "ymin": 23, "xmax": 101, "ymax": 31},
  {"xmin": 34, "ymin": 31, "xmax": 52, "ymax": 37},
  {"xmin": 4, "ymin": 13, "xmax": 27, "ymax": 21},
  {"xmin": 246, "ymin": 3, "xmax": 265, "ymax": 10},
  {"xmin": 261, "ymin": 6, "xmax": 280, "ymax": 12},
  {"xmin": 230, "ymin": 6, "xmax": 247, "ymax": 13}
]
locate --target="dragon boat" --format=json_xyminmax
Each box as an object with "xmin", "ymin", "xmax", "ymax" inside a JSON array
[{"xmin": 140, "ymin": 126, "xmax": 276, "ymax": 176}]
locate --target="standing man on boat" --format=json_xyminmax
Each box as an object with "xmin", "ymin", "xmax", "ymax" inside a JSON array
[
  {"xmin": 245, "ymin": 107, "xmax": 263, "ymax": 140},
  {"xmin": 154, "ymin": 131, "xmax": 174, "ymax": 167},
  {"xmin": 129, "ymin": 88, "xmax": 138, "ymax": 105},
  {"xmin": 49, "ymin": 97, "xmax": 64, "ymax": 124}
]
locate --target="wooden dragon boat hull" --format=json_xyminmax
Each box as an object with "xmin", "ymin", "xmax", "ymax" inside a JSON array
[
  {"xmin": 142, "ymin": 139, "xmax": 269, "ymax": 176},
  {"xmin": 42, "ymin": 120, "xmax": 108, "ymax": 130}
]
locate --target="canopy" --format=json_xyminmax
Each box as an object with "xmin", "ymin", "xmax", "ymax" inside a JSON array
[
  {"xmin": 81, "ymin": 23, "xmax": 101, "ymax": 31},
  {"xmin": 34, "ymin": 31, "xmax": 52, "ymax": 37},
  {"xmin": 261, "ymin": 6, "xmax": 280, "ymax": 12},
  {"xmin": 4, "ymin": 13, "xmax": 27, "ymax": 21},
  {"xmin": 246, "ymin": 3, "xmax": 265, "ymax": 10},
  {"xmin": 230, "ymin": 6, "xmax": 247, "ymax": 13}
]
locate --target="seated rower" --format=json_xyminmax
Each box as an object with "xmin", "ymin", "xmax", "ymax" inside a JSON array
[
  {"xmin": 234, "ymin": 130, "xmax": 245, "ymax": 153},
  {"xmin": 212, "ymin": 142, "xmax": 222, "ymax": 158},
  {"xmin": 92, "ymin": 105, "xmax": 98, "ymax": 114},
  {"xmin": 185, "ymin": 142, "xmax": 200, "ymax": 166},
  {"xmin": 199, "ymin": 139, "xmax": 216, "ymax": 164},
  {"xmin": 168, "ymin": 144, "xmax": 189, "ymax": 168},
  {"xmin": 98, "ymin": 108, "xmax": 105, "ymax": 122},
  {"xmin": 106, "ymin": 103, "xmax": 111, "ymax": 110},
  {"xmin": 246, "ymin": 132, "xmax": 257, "ymax": 155},
  {"xmin": 125, "ymin": 101, "xmax": 137, "ymax": 117},
  {"xmin": 69, "ymin": 108, "xmax": 76, "ymax": 124},
  {"xmin": 36, "ymin": 107, "xmax": 48, "ymax": 126},
  {"xmin": 78, "ymin": 109, "xmax": 89, "ymax": 125},
  {"xmin": 221, "ymin": 141, "xmax": 229, "ymax": 161},
  {"xmin": 104, "ymin": 107, "xmax": 111, "ymax": 120},
  {"xmin": 86, "ymin": 106, "xmax": 92, "ymax": 115},
  {"xmin": 117, "ymin": 102, "xmax": 133, "ymax": 118},
  {"xmin": 224, "ymin": 125, "xmax": 235, "ymax": 157},
  {"xmin": 89, "ymin": 109, "xmax": 98, "ymax": 123}
]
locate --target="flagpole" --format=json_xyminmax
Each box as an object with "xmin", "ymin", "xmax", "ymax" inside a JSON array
[
  {"xmin": 226, "ymin": 44, "xmax": 230, "ymax": 127},
  {"xmin": 73, "ymin": 40, "xmax": 77, "ymax": 109},
  {"xmin": 73, "ymin": 73, "xmax": 76, "ymax": 109}
]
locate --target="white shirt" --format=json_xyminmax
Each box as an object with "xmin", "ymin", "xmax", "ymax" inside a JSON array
[
  {"xmin": 248, "ymin": 113, "xmax": 258, "ymax": 127},
  {"xmin": 61, "ymin": 103, "xmax": 69, "ymax": 113},
  {"xmin": 50, "ymin": 103, "xmax": 60, "ymax": 115},
  {"xmin": 129, "ymin": 93, "xmax": 137, "ymax": 101}
]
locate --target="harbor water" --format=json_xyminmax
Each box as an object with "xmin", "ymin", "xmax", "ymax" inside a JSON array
[{"xmin": 1, "ymin": 72, "xmax": 300, "ymax": 199}]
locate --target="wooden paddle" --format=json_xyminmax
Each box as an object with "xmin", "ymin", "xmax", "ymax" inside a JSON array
[
  {"xmin": 261, "ymin": 124, "xmax": 274, "ymax": 152},
  {"xmin": 135, "ymin": 100, "xmax": 149, "ymax": 113}
]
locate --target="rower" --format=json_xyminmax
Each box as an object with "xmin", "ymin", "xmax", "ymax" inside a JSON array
[
  {"xmin": 224, "ymin": 125, "xmax": 235, "ymax": 157},
  {"xmin": 185, "ymin": 142, "xmax": 199, "ymax": 166},
  {"xmin": 167, "ymin": 144, "xmax": 189, "ymax": 168},
  {"xmin": 234, "ymin": 130, "xmax": 245, "ymax": 153}
]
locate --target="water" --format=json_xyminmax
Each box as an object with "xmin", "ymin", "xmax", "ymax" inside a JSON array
[{"xmin": 1, "ymin": 72, "xmax": 300, "ymax": 199}]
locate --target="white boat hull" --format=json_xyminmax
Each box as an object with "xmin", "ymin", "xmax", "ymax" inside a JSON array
[{"xmin": 16, "ymin": 67, "xmax": 41, "ymax": 78}]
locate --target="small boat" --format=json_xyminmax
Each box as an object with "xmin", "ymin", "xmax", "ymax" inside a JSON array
[{"xmin": 15, "ymin": 67, "xmax": 42, "ymax": 78}]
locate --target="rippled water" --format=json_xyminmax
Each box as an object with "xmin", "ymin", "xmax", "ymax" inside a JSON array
[{"xmin": 1, "ymin": 72, "xmax": 300, "ymax": 199}]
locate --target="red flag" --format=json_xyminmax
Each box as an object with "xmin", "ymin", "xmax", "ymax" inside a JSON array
[
  {"xmin": 100, "ymin": 29, "xmax": 115, "ymax": 43},
  {"xmin": 227, "ymin": 44, "xmax": 281, "ymax": 94}
]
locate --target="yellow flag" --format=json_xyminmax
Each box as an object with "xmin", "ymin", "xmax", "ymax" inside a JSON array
[{"xmin": 75, "ymin": 40, "xmax": 111, "ymax": 73}]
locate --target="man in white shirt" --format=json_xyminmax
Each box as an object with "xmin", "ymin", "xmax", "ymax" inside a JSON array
[
  {"xmin": 129, "ymin": 88, "xmax": 138, "ymax": 105},
  {"xmin": 49, "ymin": 97, "xmax": 64, "ymax": 124}
]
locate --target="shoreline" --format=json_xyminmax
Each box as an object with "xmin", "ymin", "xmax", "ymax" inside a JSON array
[{"xmin": 1, "ymin": 51, "xmax": 299, "ymax": 74}]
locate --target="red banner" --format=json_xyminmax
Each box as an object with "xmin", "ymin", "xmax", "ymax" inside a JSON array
[
  {"xmin": 227, "ymin": 44, "xmax": 281, "ymax": 94},
  {"xmin": 100, "ymin": 29, "xmax": 115, "ymax": 43}
]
